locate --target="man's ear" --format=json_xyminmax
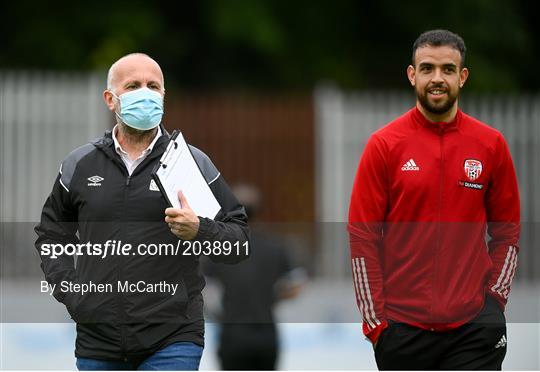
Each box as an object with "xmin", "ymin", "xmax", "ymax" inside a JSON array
[
  {"xmin": 103, "ymin": 90, "xmax": 116, "ymax": 112},
  {"xmin": 406, "ymin": 65, "xmax": 416, "ymax": 87},
  {"xmin": 459, "ymin": 67, "xmax": 469, "ymax": 88}
]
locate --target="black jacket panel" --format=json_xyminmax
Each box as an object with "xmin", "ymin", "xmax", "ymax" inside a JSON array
[{"xmin": 35, "ymin": 126, "xmax": 250, "ymax": 361}]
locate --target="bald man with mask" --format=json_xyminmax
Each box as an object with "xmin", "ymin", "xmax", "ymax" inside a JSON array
[{"xmin": 35, "ymin": 53, "xmax": 250, "ymax": 370}]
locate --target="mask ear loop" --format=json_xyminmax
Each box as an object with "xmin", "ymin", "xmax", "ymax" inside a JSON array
[{"xmin": 109, "ymin": 90, "xmax": 123, "ymax": 124}]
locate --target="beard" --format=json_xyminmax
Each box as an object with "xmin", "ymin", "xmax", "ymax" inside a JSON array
[
  {"xmin": 118, "ymin": 122, "xmax": 157, "ymax": 142},
  {"xmin": 120, "ymin": 122, "xmax": 150, "ymax": 136},
  {"xmin": 416, "ymin": 84, "xmax": 459, "ymax": 115}
]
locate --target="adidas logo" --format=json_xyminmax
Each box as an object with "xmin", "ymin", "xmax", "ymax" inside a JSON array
[
  {"xmin": 401, "ymin": 158, "xmax": 420, "ymax": 171},
  {"xmin": 495, "ymin": 335, "xmax": 507, "ymax": 349}
]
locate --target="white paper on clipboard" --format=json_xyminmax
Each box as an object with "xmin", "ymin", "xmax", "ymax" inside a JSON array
[{"xmin": 152, "ymin": 131, "xmax": 221, "ymax": 219}]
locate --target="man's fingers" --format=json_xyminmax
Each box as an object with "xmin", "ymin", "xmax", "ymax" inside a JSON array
[
  {"xmin": 166, "ymin": 193, "xmax": 199, "ymax": 239},
  {"xmin": 165, "ymin": 207, "xmax": 181, "ymax": 217},
  {"xmin": 165, "ymin": 215, "xmax": 182, "ymax": 223},
  {"xmin": 165, "ymin": 214, "xmax": 188, "ymax": 224},
  {"xmin": 177, "ymin": 191, "xmax": 191, "ymax": 210}
]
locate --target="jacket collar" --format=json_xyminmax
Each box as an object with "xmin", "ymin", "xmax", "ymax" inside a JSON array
[
  {"xmin": 112, "ymin": 124, "xmax": 163, "ymax": 157},
  {"xmin": 91, "ymin": 124, "xmax": 172, "ymax": 165},
  {"xmin": 411, "ymin": 106, "xmax": 462, "ymax": 134},
  {"xmin": 93, "ymin": 123, "xmax": 171, "ymax": 150}
]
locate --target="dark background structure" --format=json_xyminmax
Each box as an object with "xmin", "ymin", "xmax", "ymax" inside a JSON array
[
  {"xmin": 3, "ymin": 0, "xmax": 537, "ymax": 222},
  {"xmin": 2, "ymin": 0, "xmax": 539, "ymax": 92}
]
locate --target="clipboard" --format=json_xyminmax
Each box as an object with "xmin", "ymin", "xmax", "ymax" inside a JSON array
[{"xmin": 152, "ymin": 130, "xmax": 221, "ymax": 219}]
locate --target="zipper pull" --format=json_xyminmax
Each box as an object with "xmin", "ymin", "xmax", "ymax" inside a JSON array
[
  {"xmin": 126, "ymin": 176, "xmax": 131, "ymax": 186},
  {"xmin": 438, "ymin": 125, "xmax": 444, "ymax": 135}
]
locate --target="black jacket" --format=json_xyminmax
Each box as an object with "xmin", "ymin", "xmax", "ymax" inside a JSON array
[{"xmin": 35, "ymin": 125, "xmax": 249, "ymax": 362}]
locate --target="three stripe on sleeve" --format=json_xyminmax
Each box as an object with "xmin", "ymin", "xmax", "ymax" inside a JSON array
[
  {"xmin": 352, "ymin": 246, "xmax": 517, "ymax": 329},
  {"xmin": 490, "ymin": 245, "xmax": 518, "ymax": 299},
  {"xmin": 352, "ymin": 257, "xmax": 380, "ymax": 330}
]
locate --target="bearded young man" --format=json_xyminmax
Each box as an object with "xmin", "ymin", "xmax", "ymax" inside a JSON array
[
  {"xmin": 348, "ymin": 30, "xmax": 520, "ymax": 370},
  {"xmin": 35, "ymin": 53, "xmax": 249, "ymax": 371}
]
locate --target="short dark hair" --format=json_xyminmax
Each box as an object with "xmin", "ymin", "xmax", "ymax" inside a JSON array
[{"xmin": 412, "ymin": 29, "xmax": 466, "ymax": 67}]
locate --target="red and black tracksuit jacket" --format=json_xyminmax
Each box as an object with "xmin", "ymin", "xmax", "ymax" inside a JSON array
[{"xmin": 348, "ymin": 107, "xmax": 520, "ymax": 343}]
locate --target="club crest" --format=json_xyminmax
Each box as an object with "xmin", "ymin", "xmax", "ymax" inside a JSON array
[{"xmin": 464, "ymin": 159, "xmax": 483, "ymax": 181}]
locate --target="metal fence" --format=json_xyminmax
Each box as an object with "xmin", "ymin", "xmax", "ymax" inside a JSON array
[
  {"xmin": 1, "ymin": 72, "xmax": 538, "ymax": 281},
  {"xmin": 0, "ymin": 71, "xmax": 316, "ymax": 278},
  {"xmin": 0, "ymin": 71, "xmax": 109, "ymax": 278},
  {"xmin": 0, "ymin": 71, "xmax": 109, "ymax": 222},
  {"xmin": 315, "ymin": 85, "xmax": 540, "ymax": 281}
]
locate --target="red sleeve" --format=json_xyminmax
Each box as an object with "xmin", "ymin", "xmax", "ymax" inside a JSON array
[
  {"xmin": 348, "ymin": 134, "xmax": 389, "ymax": 343},
  {"xmin": 485, "ymin": 134, "xmax": 520, "ymax": 310}
]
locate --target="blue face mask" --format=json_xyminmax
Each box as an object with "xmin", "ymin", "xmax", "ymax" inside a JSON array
[{"xmin": 112, "ymin": 87, "xmax": 164, "ymax": 130}]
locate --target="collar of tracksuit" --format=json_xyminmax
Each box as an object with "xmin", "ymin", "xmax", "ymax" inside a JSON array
[
  {"xmin": 411, "ymin": 106, "xmax": 463, "ymax": 134},
  {"xmin": 92, "ymin": 124, "xmax": 171, "ymax": 162}
]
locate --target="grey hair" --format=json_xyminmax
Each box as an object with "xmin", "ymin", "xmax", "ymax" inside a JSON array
[{"xmin": 106, "ymin": 53, "xmax": 165, "ymax": 92}]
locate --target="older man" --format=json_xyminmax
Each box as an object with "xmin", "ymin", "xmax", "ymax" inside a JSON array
[{"xmin": 35, "ymin": 53, "xmax": 250, "ymax": 370}]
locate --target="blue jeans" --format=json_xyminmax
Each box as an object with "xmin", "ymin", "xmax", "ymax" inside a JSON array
[{"xmin": 76, "ymin": 342, "xmax": 203, "ymax": 371}]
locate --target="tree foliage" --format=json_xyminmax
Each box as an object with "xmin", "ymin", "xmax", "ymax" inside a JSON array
[{"xmin": 1, "ymin": 0, "xmax": 537, "ymax": 92}]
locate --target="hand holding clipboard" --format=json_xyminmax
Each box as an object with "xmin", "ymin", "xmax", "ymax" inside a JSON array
[{"xmin": 152, "ymin": 131, "xmax": 221, "ymax": 219}]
